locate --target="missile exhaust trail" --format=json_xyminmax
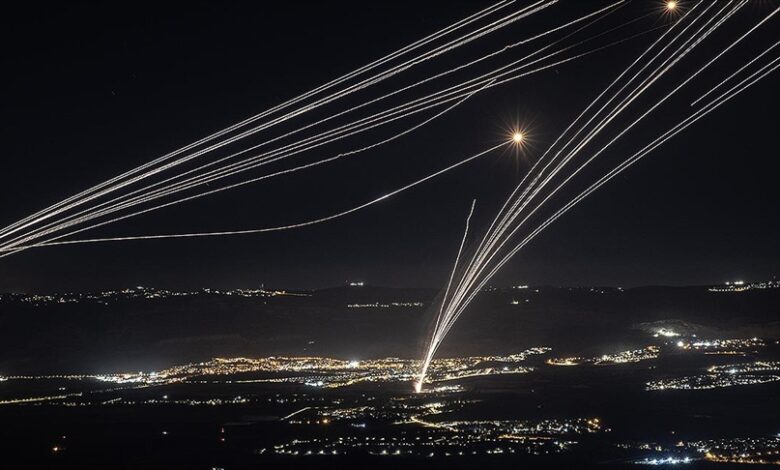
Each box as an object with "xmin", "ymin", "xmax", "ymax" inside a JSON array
[
  {"xmin": 416, "ymin": 1, "xmax": 779, "ymax": 391},
  {"xmin": 2, "ymin": 144, "xmax": 507, "ymax": 253}
]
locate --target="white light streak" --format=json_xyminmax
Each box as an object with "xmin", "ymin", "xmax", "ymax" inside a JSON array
[{"xmin": 416, "ymin": 1, "xmax": 778, "ymax": 390}]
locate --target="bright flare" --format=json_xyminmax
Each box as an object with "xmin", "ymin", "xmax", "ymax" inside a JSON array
[
  {"xmin": 512, "ymin": 132, "xmax": 524, "ymax": 143},
  {"xmin": 666, "ymin": 1, "xmax": 677, "ymax": 11}
]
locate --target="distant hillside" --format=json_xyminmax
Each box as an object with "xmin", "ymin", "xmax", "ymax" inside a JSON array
[{"xmin": 0, "ymin": 285, "xmax": 778, "ymax": 374}]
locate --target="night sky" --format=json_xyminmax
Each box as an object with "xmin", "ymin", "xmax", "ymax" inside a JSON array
[{"xmin": 1, "ymin": 1, "xmax": 778, "ymax": 293}]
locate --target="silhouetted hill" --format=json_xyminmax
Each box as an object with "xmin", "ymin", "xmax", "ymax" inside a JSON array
[{"xmin": 0, "ymin": 284, "xmax": 778, "ymax": 374}]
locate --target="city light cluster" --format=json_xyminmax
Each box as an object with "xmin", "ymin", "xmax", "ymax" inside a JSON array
[
  {"xmin": 347, "ymin": 301, "xmax": 424, "ymax": 309},
  {"xmin": 636, "ymin": 456, "xmax": 692, "ymax": 465},
  {"xmin": 646, "ymin": 360, "xmax": 780, "ymax": 391},
  {"xmin": 546, "ymin": 346, "xmax": 659, "ymax": 366},
  {"xmin": 0, "ymin": 285, "xmax": 306, "ymax": 307},
  {"xmin": 700, "ymin": 437, "xmax": 780, "ymax": 465},
  {"xmin": 652, "ymin": 328, "xmax": 680, "ymax": 338},
  {"xmin": 273, "ymin": 411, "xmax": 604, "ymax": 458},
  {"xmin": 708, "ymin": 279, "xmax": 779, "ymax": 293},
  {"xmin": 675, "ymin": 337, "xmax": 764, "ymax": 352},
  {"xmin": 85, "ymin": 349, "xmax": 551, "ymax": 390}
]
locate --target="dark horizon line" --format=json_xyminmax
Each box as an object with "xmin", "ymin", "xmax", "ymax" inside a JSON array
[{"xmin": 3, "ymin": 277, "xmax": 777, "ymax": 297}]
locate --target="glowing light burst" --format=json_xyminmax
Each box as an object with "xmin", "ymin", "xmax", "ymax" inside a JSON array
[
  {"xmin": 497, "ymin": 122, "xmax": 536, "ymax": 177},
  {"xmin": 662, "ymin": 0, "xmax": 684, "ymax": 20},
  {"xmin": 506, "ymin": 127, "xmax": 533, "ymax": 167},
  {"xmin": 509, "ymin": 127, "xmax": 534, "ymax": 153}
]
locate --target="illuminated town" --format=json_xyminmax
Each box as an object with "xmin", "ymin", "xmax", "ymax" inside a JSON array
[
  {"xmin": 2, "ymin": 332, "xmax": 779, "ymax": 465},
  {"xmin": 1, "ymin": 280, "xmax": 779, "ymax": 469},
  {"xmin": 0, "ymin": 285, "xmax": 309, "ymax": 307}
]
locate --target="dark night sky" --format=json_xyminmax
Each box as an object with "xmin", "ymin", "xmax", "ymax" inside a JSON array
[{"xmin": 1, "ymin": 1, "xmax": 778, "ymax": 293}]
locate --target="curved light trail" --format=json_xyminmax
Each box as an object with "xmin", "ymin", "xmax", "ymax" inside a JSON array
[{"xmin": 416, "ymin": 1, "xmax": 780, "ymax": 391}]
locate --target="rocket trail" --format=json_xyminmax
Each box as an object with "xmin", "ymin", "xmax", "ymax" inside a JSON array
[
  {"xmin": 449, "ymin": 2, "xmax": 712, "ymax": 312},
  {"xmin": 433, "ymin": 1, "xmax": 722, "ymax": 348},
  {"xmin": 0, "ymin": 1, "xmax": 531, "ymax": 241},
  {"xmin": 432, "ymin": 0, "xmax": 736, "ymax": 365},
  {"xmin": 690, "ymin": 39, "xmax": 780, "ymax": 106},
  {"xmin": 4, "ymin": 37, "xmax": 648, "ymax": 254},
  {"xmin": 417, "ymin": 201, "xmax": 476, "ymax": 394},
  {"xmin": 466, "ymin": 54, "xmax": 780, "ymax": 307},
  {"xmin": 0, "ymin": 0, "xmax": 516, "ymax": 238},
  {"xmin": 2, "ymin": 143, "xmax": 507, "ymax": 253},
  {"xmin": 416, "ymin": 1, "xmax": 779, "ymax": 391},
  {"xmin": 434, "ymin": 200, "xmax": 478, "ymax": 336},
  {"xmin": 99, "ymin": 1, "xmax": 625, "ymax": 220},
  {"xmin": 420, "ymin": 0, "xmax": 772, "ymax": 390},
  {"xmin": 1, "ymin": 16, "xmax": 653, "ymax": 254},
  {"xmin": 446, "ymin": 0, "xmax": 740, "ymax": 320},
  {"xmin": 0, "ymin": 79, "xmax": 489, "ymax": 253},
  {"xmin": 1, "ymin": 82, "xmax": 494, "ymax": 253}
]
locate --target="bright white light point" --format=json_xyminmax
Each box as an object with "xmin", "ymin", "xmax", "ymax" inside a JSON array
[
  {"xmin": 512, "ymin": 132, "xmax": 524, "ymax": 143},
  {"xmin": 666, "ymin": 1, "xmax": 677, "ymax": 10}
]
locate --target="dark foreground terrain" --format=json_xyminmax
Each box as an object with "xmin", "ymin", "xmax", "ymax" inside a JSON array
[
  {"xmin": 1, "ymin": 283, "xmax": 778, "ymax": 372},
  {"xmin": 0, "ymin": 283, "xmax": 778, "ymax": 468}
]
